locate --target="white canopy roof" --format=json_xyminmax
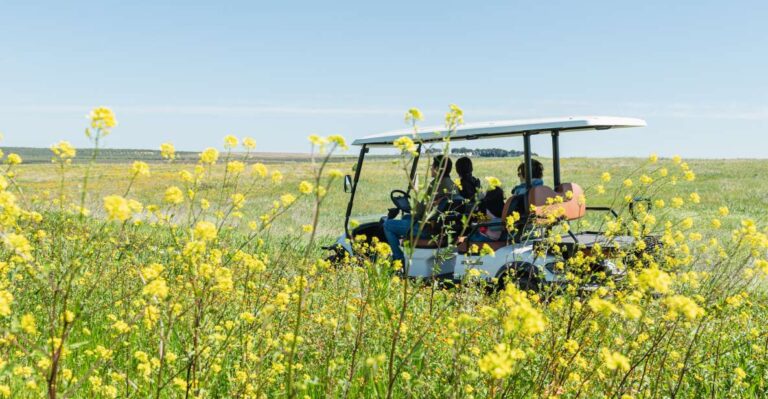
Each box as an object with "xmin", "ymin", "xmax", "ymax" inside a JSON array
[{"xmin": 352, "ymin": 116, "xmax": 646, "ymax": 147}]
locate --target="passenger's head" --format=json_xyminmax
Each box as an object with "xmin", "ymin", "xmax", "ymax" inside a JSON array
[
  {"xmin": 431, "ymin": 155, "xmax": 452, "ymax": 178},
  {"xmin": 517, "ymin": 159, "xmax": 544, "ymax": 182},
  {"xmin": 455, "ymin": 157, "xmax": 473, "ymax": 178}
]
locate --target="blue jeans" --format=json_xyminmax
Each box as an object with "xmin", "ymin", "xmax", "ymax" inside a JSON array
[
  {"xmin": 383, "ymin": 215, "xmax": 427, "ymax": 262},
  {"xmin": 468, "ymin": 231, "xmax": 494, "ymax": 242}
]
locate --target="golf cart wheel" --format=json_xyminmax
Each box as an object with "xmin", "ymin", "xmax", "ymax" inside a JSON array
[
  {"xmin": 323, "ymin": 245, "xmax": 349, "ymax": 267},
  {"xmin": 498, "ymin": 264, "xmax": 541, "ymax": 293}
]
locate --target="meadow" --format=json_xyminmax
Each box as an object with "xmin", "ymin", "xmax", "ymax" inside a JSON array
[{"xmin": 0, "ymin": 107, "xmax": 766, "ymax": 398}]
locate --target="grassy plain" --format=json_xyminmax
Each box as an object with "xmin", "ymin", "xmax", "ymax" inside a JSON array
[
  {"xmin": 1, "ymin": 148, "xmax": 767, "ymax": 398},
  {"xmin": 13, "ymin": 156, "xmax": 768, "ymax": 239}
]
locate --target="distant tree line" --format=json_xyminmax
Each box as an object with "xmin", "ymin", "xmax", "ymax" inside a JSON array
[{"xmin": 425, "ymin": 147, "xmax": 535, "ymax": 157}]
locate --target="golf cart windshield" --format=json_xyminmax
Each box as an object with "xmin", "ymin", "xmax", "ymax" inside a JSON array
[{"xmin": 346, "ymin": 147, "xmax": 420, "ymax": 224}]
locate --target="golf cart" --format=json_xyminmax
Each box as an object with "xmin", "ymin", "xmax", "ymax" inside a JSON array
[{"xmin": 326, "ymin": 116, "xmax": 649, "ymax": 289}]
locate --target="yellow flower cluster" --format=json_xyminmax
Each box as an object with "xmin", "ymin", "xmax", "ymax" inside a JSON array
[
  {"xmin": 51, "ymin": 141, "xmax": 76, "ymax": 160},
  {"xmin": 393, "ymin": 136, "xmax": 417, "ymax": 154},
  {"xmin": 478, "ymin": 343, "xmax": 525, "ymax": 379},
  {"xmin": 160, "ymin": 142, "xmax": 176, "ymax": 160},
  {"xmin": 89, "ymin": 106, "xmax": 117, "ymax": 131}
]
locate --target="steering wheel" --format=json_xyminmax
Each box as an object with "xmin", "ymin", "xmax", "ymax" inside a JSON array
[{"xmin": 390, "ymin": 189, "xmax": 412, "ymax": 213}]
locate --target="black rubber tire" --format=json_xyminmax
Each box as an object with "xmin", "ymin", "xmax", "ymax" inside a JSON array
[{"xmin": 497, "ymin": 264, "xmax": 541, "ymax": 293}]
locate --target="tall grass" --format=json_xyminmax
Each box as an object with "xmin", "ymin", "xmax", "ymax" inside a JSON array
[{"xmin": 0, "ymin": 106, "xmax": 765, "ymax": 398}]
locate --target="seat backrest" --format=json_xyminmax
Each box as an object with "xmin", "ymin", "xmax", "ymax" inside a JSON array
[
  {"xmin": 500, "ymin": 195, "xmax": 517, "ymax": 220},
  {"xmin": 529, "ymin": 182, "xmax": 586, "ymax": 223},
  {"xmin": 555, "ymin": 182, "xmax": 586, "ymax": 220}
]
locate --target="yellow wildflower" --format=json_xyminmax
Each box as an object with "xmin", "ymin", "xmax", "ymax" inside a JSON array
[
  {"xmin": 500, "ymin": 286, "xmax": 546, "ymax": 335},
  {"xmin": 309, "ymin": 135, "xmax": 327, "ymax": 147},
  {"xmin": 20, "ymin": 313, "xmax": 36, "ymax": 335},
  {"xmin": 689, "ymin": 192, "xmax": 700, "ymax": 204},
  {"xmin": 477, "ymin": 343, "xmax": 525, "ymax": 379},
  {"xmin": 588, "ymin": 297, "xmax": 618, "ymax": 315},
  {"xmin": 231, "ymin": 193, "xmax": 245, "ymax": 209},
  {"xmin": 160, "ymin": 143, "xmax": 175, "ymax": 160},
  {"xmin": 164, "ymin": 186, "xmax": 184, "ymax": 205},
  {"xmin": 405, "ymin": 107, "xmax": 424, "ymax": 124},
  {"xmin": 131, "ymin": 161, "xmax": 150, "ymax": 177},
  {"xmin": 199, "ymin": 147, "xmax": 219, "ymax": 164},
  {"xmin": 242, "ymin": 137, "xmax": 256, "ymax": 149},
  {"xmin": 194, "ymin": 221, "xmax": 217, "ymax": 241},
  {"xmin": 252, "ymin": 163, "xmax": 268, "ymax": 178},
  {"xmin": 280, "ymin": 194, "xmax": 296, "ymax": 207},
  {"xmin": 6, "ymin": 154, "xmax": 21, "ymax": 165},
  {"xmin": 271, "ymin": 170, "xmax": 283, "ymax": 184},
  {"xmin": 103, "ymin": 195, "xmax": 132, "ymax": 222},
  {"xmin": 327, "ymin": 135, "xmax": 349, "ymax": 150},
  {"xmin": 89, "ymin": 106, "xmax": 117, "ymax": 130},
  {"xmin": 600, "ymin": 348, "xmax": 630, "ymax": 372},
  {"xmin": 143, "ymin": 279, "xmax": 169, "ymax": 299},
  {"xmin": 445, "ymin": 104, "xmax": 464, "ymax": 127},
  {"xmin": 637, "ymin": 267, "xmax": 672, "ymax": 293},
  {"xmin": 485, "ymin": 176, "xmax": 501, "ymax": 190},
  {"xmin": 393, "ymin": 136, "xmax": 416, "ymax": 154},
  {"xmin": 226, "ymin": 161, "xmax": 245, "ymax": 174},
  {"xmin": 663, "ymin": 295, "xmax": 705, "ymax": 321},
  {"xmin": 51, "ymin": 141, "xmax": 77, "ymax": 159},
  {"xmin": 596, "ymin": 184, "xmax": 606, "ymax": 194},
  {"xmin": 299, "ymin": 181, "xmax": 314, "ymax": 195},
  {"xmin": 224, "ymin": 135, "xmax": 239, "ymax": 149}
]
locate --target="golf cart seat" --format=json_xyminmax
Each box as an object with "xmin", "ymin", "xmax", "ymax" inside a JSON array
[
  {"xmin": 530, "ymin": 183, "xmax": 586, "ymax": 223},
  {"xmin": 457, "ymin": 193, "xmax": 520, "ymax": 254},
  {"xmin": 408, "ymin": 194, "xmax": 468, "ymax": 249},
  {"xmin": 412, "ymin": 236, "xmax": 448, "ymax": 248},
  {"xmin": 457, "ymin": 182, "xmax": 586, "ymax": 254}
]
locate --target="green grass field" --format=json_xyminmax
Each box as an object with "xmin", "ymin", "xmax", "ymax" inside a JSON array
[
  {"xmin": 1, "ymin": 119, "xmax": 767, "ymax": 398},
  {"xmin": 13, "ymin": 156, "xmax": 767, "ymax": 239}
]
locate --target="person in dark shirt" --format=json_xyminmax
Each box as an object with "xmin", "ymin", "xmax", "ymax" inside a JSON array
[
  {"xmin": 471, "ymin": 186, "xmax": 506, "ymax": 242},
  {"xmin": 455, "ymin": 156, "xmax": 481, "ymax": 202},
  {"xmin": 383, "ymin": 155, "xmax": 456, "ymax": 262}
]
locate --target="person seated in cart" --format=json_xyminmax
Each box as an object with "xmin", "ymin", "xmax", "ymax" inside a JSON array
[
  {"xmin": 507, "ymin": 159, "xmax": 545, "ymax": 216},
  {"xmin": 455, "ymin": 156, "xmax": 482, "ymax": 203},
  {"xmin": 469, "ymin": 185, "xmax": 506, "ymax": 242},
  {"xmin": 383, "ymin": 155, "xmax": 456, "ymax": 262}
]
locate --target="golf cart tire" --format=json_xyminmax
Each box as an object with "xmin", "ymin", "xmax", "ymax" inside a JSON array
[{"xmin": 497, "ymin": 262, "xmax": 541, "ymax": 293}]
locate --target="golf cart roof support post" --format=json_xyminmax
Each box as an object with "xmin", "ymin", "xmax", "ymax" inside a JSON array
[
  {"xmin": 406, "ymin": 143, "xmax": 423, "ymax": 195},
  {"xmin": 523, "ymin": 132, "xmax": 533, "ymax": 188},
  {"xmin": 344, "ymin": 145, "xmax": 369, "ymax": 239},
  {"xmin": 552, "ymin": 130, "xmax": 561, "ymax": 187}
]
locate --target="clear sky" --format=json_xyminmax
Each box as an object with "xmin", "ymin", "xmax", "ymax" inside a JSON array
[{"xmin": 1, "ymin": 1, "xmax": 766, "ymax": 158}]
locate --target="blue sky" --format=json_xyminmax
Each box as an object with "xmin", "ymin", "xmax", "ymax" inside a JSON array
[{"xmin": 0, "ymin": 1, "xmax": 766, "ymax": 157}]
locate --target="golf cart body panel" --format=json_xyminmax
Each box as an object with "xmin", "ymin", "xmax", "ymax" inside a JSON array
[{"xmin": 334, "ymin": 115, "xmax": 648, "ymax": 287}]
